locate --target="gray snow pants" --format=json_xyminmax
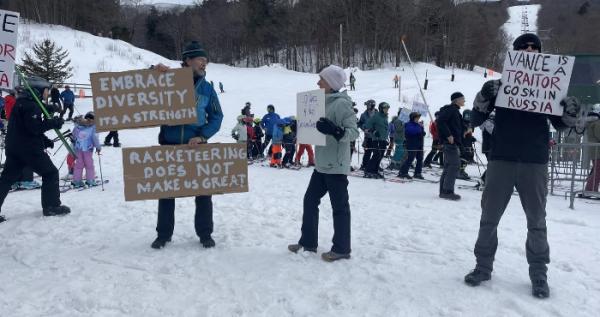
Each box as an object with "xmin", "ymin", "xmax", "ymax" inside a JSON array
[{"xmin": 474, "ymin": 160, "xmax": 550, "ymax": 281}]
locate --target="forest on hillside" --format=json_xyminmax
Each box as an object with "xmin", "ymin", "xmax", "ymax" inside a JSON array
[{"xmin": 1, "ymin": 0, "xmax": 598, "ymax": 71}]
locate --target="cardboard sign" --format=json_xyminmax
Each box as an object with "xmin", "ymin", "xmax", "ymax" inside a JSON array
[
  {"xmin": 0, "ymin": 9, "xmax": 19, "ymax": 89},
  {"xmin": 496, "ymin": 51, "xmax": 575, "ymax": 116},
  {"xmin": 296, "ymin": 89, "xmax": 326, "ymax": 146},
  {"xmin": 411, "ymin": 100, "xmax": 429, "ymax": 118},
  {"xmin": 398, "ymin": 107, "xmax": 411, "ymax": 123},
  {"xmin": 90, "ymin": 68, "xmax": 197, "ymax": 132},
  {"xmin": 122, "ymin": 143, "xmax": 249, "ymax": 201}
]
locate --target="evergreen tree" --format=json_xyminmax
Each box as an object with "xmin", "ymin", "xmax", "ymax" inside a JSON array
[{"xmin": 20, "ymin": 39, "xmax": 73, "ymax": 82}]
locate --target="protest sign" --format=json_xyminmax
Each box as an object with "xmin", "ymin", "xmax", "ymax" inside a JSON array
[
  {"xmin": 90, "ymin": 67, "xmax": 197, "ymax": 132},
  {"xmin": 398, "ymin": 107, "xmax": 411, "ymax": 123},
  {"xmin": 496, "ymin": 51, "xmax": 575, "ymax": 116},
  {"xmin": 296, "ymin": 89, "xmax": 326, "ymax": 146},
  {"xmin": 412, "ymin": 99, "xmax": 429, "ymax": 118},
  {"xmin": 122, "ymin": 143, "xmax": 249, "ymax": 201},
  {"xmin": 0, "ymin": 9, "xmax": 19, "ymax": 89}
]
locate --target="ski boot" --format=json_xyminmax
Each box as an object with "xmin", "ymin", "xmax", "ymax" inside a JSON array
[{"xmin": 43, "ymin": 205, "xmax": 71, "ymax": 217}]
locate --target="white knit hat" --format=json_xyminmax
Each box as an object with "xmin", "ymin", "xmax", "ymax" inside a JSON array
[{"xmin": 319, "ymin": 65, "xmax": 347, "ymax": 91}]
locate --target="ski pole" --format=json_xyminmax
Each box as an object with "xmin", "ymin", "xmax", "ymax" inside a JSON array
[
  {"xmin": 15, "ymin": 68, "xmax": 77, "ymax": 156},
  {"xmin": 53, "ymin": 141, "xmax": 65, "ymax": 156},
  {"xmin": 97, "ymin": 152, "xmax": 105, "ymax": 191},
  {"xmin": 57, "ymin": 154, "xmax": 68, "ymax": 173},
  {"xmin": 401, "ymin": 36, "xmax": 433, "ymax": 122}
]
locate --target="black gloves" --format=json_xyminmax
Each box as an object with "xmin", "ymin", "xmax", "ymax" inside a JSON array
[
  {"xmin": 481, "ymin": 80, "xmax": 501, "ymax": 101},
  {"xmin": 561, "ymin": 96, "xmax": 581, "ymax": 127},
  {"xmin": 43, "ymin": 136, "xmax": 55, "ymax": 149},
  {"xmin": 316, "ymin": 117, "xmax": 345, "ymax": 141},
  {"xmin": 45, "ymin": 117, "xmax": 64, "ymax": 130}
]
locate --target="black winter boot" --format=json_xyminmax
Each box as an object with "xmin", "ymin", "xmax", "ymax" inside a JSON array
[
  {"xmin": 288, "ymin": 244, "xmax": 317, "ymax": 253},
  {"xmin": 532, "ymin": 280, "xmax": 550, "ymax": 298},
  {"xmin": 151, "ymin": 237, "xmax": 171, "ymax": 249},
  {"xmin": 464, "ymin": 269, "xmax": 491, "ymax": 286},
  {"xmin": 42, "ymin": 205, "xmax": 71, "ymax": 217},
  {"xmin": 440, "ymin": 190, "xmax": 461, "ymax": 201},
  {"xmin": 201, "ymin": 236, "xmax": 216, "ymax": 248}
]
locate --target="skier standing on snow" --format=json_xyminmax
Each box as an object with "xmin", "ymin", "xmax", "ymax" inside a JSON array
[
  {"xmin": 289, "ymin": 65, "xmax": 359, "ymax": 262},
  {"xmin": 50, "ymin": 85, "xmax": 62, "ymax": 114},
  {"xmin": 436, "ymin": 92, "xmax": 466, "ymax": 200},
  {"xmin": 71, "ymin": 112, "xmax": 101, "ymax": 188},
  {"xmin": 60, "ymin": 85, "xmax": 76, "ymax": 121},
  {"xmin": 219, "ymin": 82, "xmax": 224, "ymax": 93},
  {"xmin": 261, "ymin": 104, "xmax": 281, "ymax": 156},
  {"xmin": 464, "ymin": 33, "xmax": 581, "ymax": 298},
  {"xmin": 388, "ymin": 110, "xmax": 406, "ymax": 170},
  {"xmin": 231, "ymin": 115, "xmax": 248, "ymax": 144},
  {"xmin": 349, "ymin": 72, "xmax": 356, "ymax": 91},
  {"xmin": 0, "ymin": 77, "xmax": 70, "ymax": 223},
  {"xmin": 398, "ymin": 112, "xmax": 425, "ymax": 179},
  {"xmin": 358, "ymin": 99, "xmax": 377, "ymax": 170},
  {"xmin": 393, "ymin": 75, "xmax": 399, "ymax": 88},
  {"xmin": 423, "ymin": 111, "xmax": 442, "ymax": 168},
  {"xmin": 364, "ymin": 102, "xmax": 390, "ymax": 179},
  {"xmin": 149, "ymin": 41, "xmax": 224, "ymax": 249},
  {"xmin": 252, "ymin": 118, "xmax": 264, "ymax": 159}
]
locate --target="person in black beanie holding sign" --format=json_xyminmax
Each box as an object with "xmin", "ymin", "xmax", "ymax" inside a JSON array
[
  {"xmin": 0, "ymin": 77, "xmax": 70, "ymax": 223},
  {"xmin": 149, "ymin": 41, "xmax": 224, "ymax": 249},
  {"xmin": 464, "ymin": 33, "xmax": 581, "ymax": 298}
]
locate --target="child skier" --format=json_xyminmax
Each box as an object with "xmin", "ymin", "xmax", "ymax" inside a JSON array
[
  {"xmin": 231, "ymin": 115, "xmax": 248, "ymax": 144},
  {"xmin": 270, "ymin": 118, "xmax": 285, "ymax": 167},
  {"xmin": 253, "ymin": 118, "xmax": 264, "ymax": 159},
  {"xmin": 72, "ymin": 112, "xmax": 101, "ymax": 187},
  {"xmin": 282, "ymin": 117, "xmax": 297, "ymax": 168}
]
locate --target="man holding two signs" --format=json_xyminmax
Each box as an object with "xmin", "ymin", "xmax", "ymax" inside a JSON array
[
  {"xmin": 464, "ymin": 33, "xmax": 580, "ymax": 298},
  {"xmin": 150, "ymin": 41, "xmax": 223, "ymax": 249}
]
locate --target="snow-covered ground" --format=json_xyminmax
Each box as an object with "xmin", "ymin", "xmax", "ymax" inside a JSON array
[{"xmin": 2, "ymin": 22, "xmax": 600, "ymax": 317}]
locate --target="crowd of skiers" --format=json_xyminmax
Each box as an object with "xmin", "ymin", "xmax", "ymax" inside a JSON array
[{"xmin": 231, "ymin": 102, "xmax": 316, "ymax": 168}]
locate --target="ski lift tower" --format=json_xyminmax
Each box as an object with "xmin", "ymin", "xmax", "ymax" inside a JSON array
[{"xmin": 521, "ymin": 6, "xmax": 530, "ymax": 34}]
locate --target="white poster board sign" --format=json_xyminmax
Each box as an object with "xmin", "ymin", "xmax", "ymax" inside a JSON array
[
  {"xmin": 496, "ymin": 51, "xmax": 575, "ymax": 116},
  {"xmin": 0, "ymin": 10, "xmax": 19, "ymax": 89},
  {"xmin": 412, "ymin": 100, "xmax": 429, "ymax": 118},
  {"xmin": 398, "ymin": 107, "xmax": 411, "ymax": 123},
  {"xmin": 297, "ymin": 89, "xmax": 326, "ymax": 146}
]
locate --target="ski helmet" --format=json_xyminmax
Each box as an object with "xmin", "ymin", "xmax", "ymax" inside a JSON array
[
  {"xmin": 253, "ymin": 117, "xmax": 262, "ymax": 124},
  {"xmin": 84, "ymin": 111, "xmax": 95, "ymax": 120},
  {"xmin": 378, "ymin": 102, "xmax": 390, "ymax": 113},
  {"xmin": 364, "ymin": 99, "xmax": 376, "ymax": 110}
]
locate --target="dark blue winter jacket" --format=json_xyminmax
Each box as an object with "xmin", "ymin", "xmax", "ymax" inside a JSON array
[
  {"xmin": 60, "ymin": 89, "xmax": 75, "ymax": 104},
  {"xmin": 159, "ymin": 74, "xmax": 223, "ymax": 145},
  {"xmin": 404, "ymin": 121, "xmax": 426, "ymax": 150},
  {"xmin": 261, "ymin": 112, "xmax": 281, "ymax": 137}
]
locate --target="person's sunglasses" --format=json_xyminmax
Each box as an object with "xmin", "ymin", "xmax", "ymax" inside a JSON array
[{"xmin": 517, "ymin": 43, "xmax": 540, "ymax": 51}]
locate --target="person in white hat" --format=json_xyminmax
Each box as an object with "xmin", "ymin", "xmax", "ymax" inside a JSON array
[{"xmin": 288, "ymin": 65, "xmax": 359, "ymax": 262}]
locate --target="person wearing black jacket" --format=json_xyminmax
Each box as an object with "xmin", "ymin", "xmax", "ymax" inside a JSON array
[
  {"xmin": 436, "ymin": 92, "xmax": 466, "ymax": 200},
  {"xmin": 0, "ymin": 77, "xmax": 70, "ymax": 223},
  {"xmin": 463, "ymin": 33, "xmax": 581, "ymax": 299},
  {"xmin": 50, "ymin": 85, "xmax": 61, "ymax": 112}
]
